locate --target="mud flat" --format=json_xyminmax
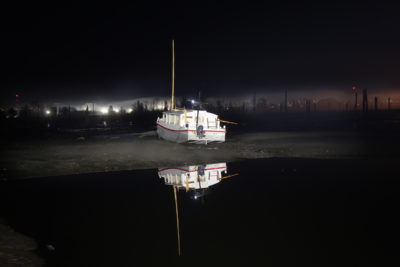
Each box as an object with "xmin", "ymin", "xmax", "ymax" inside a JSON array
[{"xmin": 1, "ymin": 130, "xmax": 398, "ymax": 179}]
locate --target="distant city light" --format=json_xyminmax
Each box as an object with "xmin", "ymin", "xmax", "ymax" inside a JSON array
[
  {"xmin": 114, "ymin": 108, "xmax": 120, "ymax": 113},
  {"xmin": 191, "ymin": 99, "xmax": 195, "ymax": 104},
  {"xmin": 127, "ymin": 108, "xmax": 133, "ymax": 113},
  {"xmin": 45, "ymin": 110, "xmax": 51, "ymax": 115},
  {"xmin": 100, "ymin": 108, "xmax": 108, "ymax": 114}
]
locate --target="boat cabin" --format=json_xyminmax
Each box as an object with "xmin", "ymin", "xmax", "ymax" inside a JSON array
[{"xmin": 160, "ymin": 109, "xmax": 222, "ymax": 129}]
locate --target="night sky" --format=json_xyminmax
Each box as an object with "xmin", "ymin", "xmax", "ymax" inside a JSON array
[{"xmin": 2, "ymin": 1, "xmax": 400, "ymax": 104}]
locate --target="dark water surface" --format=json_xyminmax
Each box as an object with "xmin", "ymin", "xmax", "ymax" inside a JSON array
[{"xmin": 1, "ymin": 158, "xmax": 399, "ymax": 266}]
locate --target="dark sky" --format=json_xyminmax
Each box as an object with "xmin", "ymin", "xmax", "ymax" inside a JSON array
[{"xmin": 2, "ymin": 1, "xmax": 400, "ymax": 104}]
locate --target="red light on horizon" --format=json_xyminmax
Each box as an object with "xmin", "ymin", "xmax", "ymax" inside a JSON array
[
  {"xmin": 352, "ymin": 86, "xmax": 357, "ymax": 91},
  {"xmin": 15, "ymin": 93, "xmax": 20, "ymax": 97}
]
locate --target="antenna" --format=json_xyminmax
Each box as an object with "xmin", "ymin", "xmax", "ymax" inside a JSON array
[{"xmin": 171, "ymin": 40, "xmax": 175, "ymax": 110}]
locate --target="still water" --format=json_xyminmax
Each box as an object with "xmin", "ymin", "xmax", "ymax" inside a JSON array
[{"xmin": 1, "ymin": 158, "xmax": 398, "ymax": 266}]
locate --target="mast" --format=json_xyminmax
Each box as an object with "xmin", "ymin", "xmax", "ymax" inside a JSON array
[{"xmin": 171, "ymin": 40, "xmax": 175, "ymax": 110}]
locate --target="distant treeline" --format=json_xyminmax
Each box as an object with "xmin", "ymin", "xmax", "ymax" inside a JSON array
[
  {"xmin": 1, "ymin": 98, "xmax": 399, "ymax": 140},
  {"xmin": 0, "ymin": 100, "xmax": 162, "ymax": 138}
]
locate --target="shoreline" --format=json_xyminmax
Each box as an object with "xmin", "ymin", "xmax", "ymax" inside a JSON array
[{"xmin": 0, "ymin": 218, "xmax": 44, "ymax": 266}]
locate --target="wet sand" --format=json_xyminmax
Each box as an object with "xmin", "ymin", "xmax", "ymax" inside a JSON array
[{"xmin": 1, "ymin": 130, "xmax": 398, "ymax": 179}]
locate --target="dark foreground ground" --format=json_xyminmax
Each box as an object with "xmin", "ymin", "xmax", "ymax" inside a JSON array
[
  {"xmin": 0, "ymin": 158, "xmax": 399, "ymax": 266},
  {"xmin": 0, "ymin": 218, "xmax": 44, "ymax": 266}
]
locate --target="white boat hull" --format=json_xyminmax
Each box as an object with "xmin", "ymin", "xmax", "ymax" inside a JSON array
[{"xmin": 157, "ymin": 121, "xmax": 225, "ymax": 143}]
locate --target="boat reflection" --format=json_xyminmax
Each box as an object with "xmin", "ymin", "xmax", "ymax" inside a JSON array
[
  {"xmin": 158, "ymin": 162, "xmax": 238, "ymax": 197},
  {"xmin": 157, "ymin": 162, "xmax": 239, "ymax": 256}
]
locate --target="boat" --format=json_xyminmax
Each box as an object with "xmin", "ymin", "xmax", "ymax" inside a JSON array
[
  {"xmin": 157, "ymin": 108, "xmax": 227, "ymax": 144},
  {"xmin": 156, "ymin": 40, "xmax": 235, "ymax": 144}
]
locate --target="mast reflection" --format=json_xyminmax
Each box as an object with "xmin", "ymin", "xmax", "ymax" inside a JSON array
[{"xmin": 157, "ymin": 162, "xmax": 239, "ymax": 256}]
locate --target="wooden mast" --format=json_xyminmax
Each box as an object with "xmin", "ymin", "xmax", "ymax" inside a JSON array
[{"xmin": 171, "ymin": 40, "xmax": 175, "ymax": 110}]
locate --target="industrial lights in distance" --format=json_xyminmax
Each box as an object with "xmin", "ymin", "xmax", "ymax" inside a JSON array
[
  {"xmin": 45, "ymin": 110, "xmax": 51, "ymax": 115},
  {"xmin": 100, "ymin": 108, "xmax": 108, "ymax": 114}
]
